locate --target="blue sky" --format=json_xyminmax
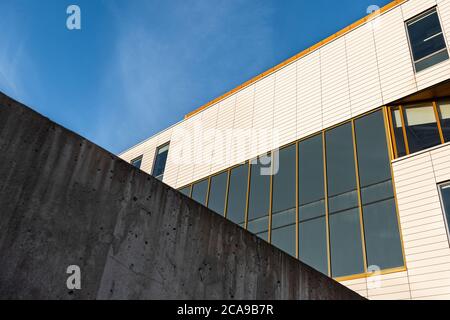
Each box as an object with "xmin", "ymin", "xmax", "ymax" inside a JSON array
[{"xmin": 0, "ymin": 0, "xmax": 391, "ymax": 154}]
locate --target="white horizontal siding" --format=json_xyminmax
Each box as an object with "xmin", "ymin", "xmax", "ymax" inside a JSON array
[{"xmin": 392, "ymin": 143, "xmax": 450, "ymax": 300}]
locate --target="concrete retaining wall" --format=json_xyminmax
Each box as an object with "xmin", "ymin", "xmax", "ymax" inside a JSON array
[{"xmin": 0, "ymin": 92, "xmax": 362, "ymax": 300}]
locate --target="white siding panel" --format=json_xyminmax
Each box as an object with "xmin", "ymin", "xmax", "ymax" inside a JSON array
[
  {"xmin": 401, "ymin": 0, "xmax": 437, "ymax": 20},
  {"xmin": 392, "ymin": 143, "xmax": 450, "ymax": 301},
  {"xmin": 373, "ymin": 7, "xmax": 417, "ymax": 104},
  {"xmin": 191, "ymin": 104, "xmax": 219, "ymax": 182},
  {"xmin": 274, "ymin": 63, "xmax": 297, "ymax": 147},
  {"xmin": 345, "ymin": 22, "xmax": 383, "ymax": 117},
  {"xmin": 174, "ymin": 114, "xmax": 203, "ymax": 187},
  {"xmin": 252, "ymin": 74, "xmax": 275, "ymax": 156},
  {"xmin": 320, "ymin": 37, "xmax": 352, "ymax": 128},
  {"xmin": 296, "ymin": 52, "xmax": 322, "ymax": 139},
  {"xmin": 211, "ymin": 96, "xmax": 236, "ymax": 174},
  {"xmin": 231, "ymin": 85, "xmax": 255, "ymax": 165}
]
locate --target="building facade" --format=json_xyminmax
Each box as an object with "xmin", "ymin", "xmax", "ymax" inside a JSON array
[{"xmin": 120, "ymin": 0, "xmax": 450, "ymax": 299}]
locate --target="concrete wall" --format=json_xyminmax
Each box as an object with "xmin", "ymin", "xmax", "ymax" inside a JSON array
[
  {"xmin": 120, "ymin": 0, "xmax": 450, "ymax": 190},
  {"xmin": 0, "ymin": 92, "xmax": 362, "ymax": 300}
]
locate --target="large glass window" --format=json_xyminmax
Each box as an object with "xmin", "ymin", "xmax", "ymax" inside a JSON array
[
  {"xmin": 440, "ymin": 183, "xmax": 450, "ymax": 239},
  {"xmin": 207, "ymin": 172, "xmax": 228, "ymax": 216},
  {"xmin": 226, "ymin": 164, "xmax": 248, "ymax": 226},
  {"xmin": 191, "ymin": 179, "xmax": 208, "ymax": 206},
  {"xmin": 404, "ymin": 104, "xmax": 441, "ymax": 154},
  {"xmin": 131, "ymin": 156, "xmax": 143, "ymax": 169},
  {"xmin": 438, "ymin": 99, "xmax": 450, "ymax": 142},
  {"xmin": 355, "ymin": 111, "xmax": 404, "ymax": 270},
  {"xmin": 406, "ymin": 8, "xmax": 449, "ymax": 72},
  {"xmin": 326, "ymin": 123, "xmax": 364, "ymax": 278},
  {"xmin": 298, "ymin": 134, "xmax": 328, "ymax": 275},
  {"xmin": 247, "ymin": 154, "xmax": 271, "ymax": 240},
  {"xmin": 152, "ymin": 144, "xmax": 170, "ymax": 180},
  {"xmin": 271, "ymin": 145, "xmax": 296, "ymax": 257}
]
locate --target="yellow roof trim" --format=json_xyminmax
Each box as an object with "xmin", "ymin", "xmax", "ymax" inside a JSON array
[{"xmin": 185, "ymin": 0, "xmax": 407, "ymax": 119}]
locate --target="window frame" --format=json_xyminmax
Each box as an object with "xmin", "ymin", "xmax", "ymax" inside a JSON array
[
  {"xmin": 151, "ymin": 142, "xmax": 170, "ymax": 180},
  {"xmin": 130, "ymin": 155, "xmax": 143, "ymax": 169},
  {"xmin": 388, "ymin": 98, "xmax": 450, "ymax": 159},
  {"xmin": 405, "ymin": 7, "xmax": 449, "ymax": 73},
  {"xmin": 438, "ymin": 182, "xmax": 450, "ymax": 246}
]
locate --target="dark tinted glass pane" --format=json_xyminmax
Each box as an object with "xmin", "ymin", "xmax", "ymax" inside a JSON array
[
  {"xmin": 355, "ymin": 111, "xmax": 391, "ymax": 187},
  {"xmin": 226, "ymin": 164, "xmax": 248, "ymax": 224},
  {"xmin": 207, "ymin": 172, "xmax": 228, "ymax": 216},
  {"xmin": 247, "ymin": 216, "xmax": 269, "ymax": 235},
  {"xmin": 441, "ymin": 185, "xmax": 450, "ymax": 229},
  {"xmin": 153, "ymin": 144, "xmax": 170, "ymax": 178},
  {"xmin": 407, "ymin": 10, "xmax": 446, "ymax": 60},
  {"xmin": 361, "ymin": 180, "xmax": 394, "ymax": 205},
  {"xmin": 131, "ymin": 157, "xmax": 142, "ymax": 169},
  {"xmin": 179, "ymin": 186, "xmax": 191, "ymax": 197},
  {"xmin": 326, "ymin": 123, "xmax": 357, "ymax": 196},
  {"xmin": 329, "ymin": 208, "xmax": 365, "ymax": 278},
  {"xmin": 404, "ymin": 104, "xmax": 441, "ymax": 153},
  {"xmin": 438, "ymin": 100, "xmax": 450, "ymax": 142},
  {"xmin": 363, "ymin": 198, "xmax": 404, "ymax": 270},
  {"xmin": 415, "ymin": 49, "xmax": 449, "ymax": 72},
  {"xmin": 191, "ymin": 179, "xmax": 208, "ymax": 205},
  {"xmin": 299, "ymin": 216, "xmax": 328, "ymax": 275},
  {"xmin": 299, "ymin": 200, "xmax": 325, "ymax": 222},
  {"xmin": 248, "ymin": 155, "xmax": 271, "ymax": 222},
  {"xmin": 271, "ymin": 208, "xmax": 296, "ymax": 229},
  {"xmin": 328, "ymin": 190, "xmax": 358, "ymax": 214},
  {"xmin": 392, "ymin": 109, "xmax": 407, "ymax": 157},
  {"xmin": 299, "ymin": 134, "xmax": 324, "ymax": 204},
  {"xmin": 272, "ymin": 224, "xmax": 296, "ymax": 257},
  {"xmin": 272, "ymin": 145, "xmax": 296, "ymax": 214}
]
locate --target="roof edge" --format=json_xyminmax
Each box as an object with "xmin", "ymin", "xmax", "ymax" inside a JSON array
[{"xmin": 184, "ymin": 0, "xmax": 407, "ymax": 119}]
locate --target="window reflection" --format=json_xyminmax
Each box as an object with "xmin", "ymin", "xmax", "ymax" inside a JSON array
[
  {"xmin": 207, "ymin": 172, "xmax": 228, "ymax": 216},
  {"xmin": 248, "ymin": 154, "xmax": 271, "ymax": 240},
  {"xmin": 226, "ymin": 164, "xmax": 248, "ymax": 225},
  {"xmin": 191, "ymin": 179, "xmax": 208, "ymax": 206},
  {"xmin": 391, "ymin": 109, "xmax": 407, "ymax": 157},
  {"xmin": 404, "ymin": 104, "xmax": 441, "ymax": 154}
]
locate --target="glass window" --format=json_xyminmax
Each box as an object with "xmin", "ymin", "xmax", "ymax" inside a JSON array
[
  {"xmin": 179, "ymin": 185, "xmax": 191, "ymax": 197},
  {"xmin": 325, "ymin": 123, "xmax": 357, "ymax": 197},
  {"xmin": 191, "ymin": 179, "xmax": 208, "ymax": 206},
  {"xmin": 329, "ymin": 208, "xmax": 365, "ymax": 278},
  {"xmin": 131, "ymin": 156, "xmax": 142, "ymax": 169},
  {"xmin": 299, "ymin": 216, "xmax": 328, "ymax": 275},
  {"xmin": 226, "ymin": 164, "xmax": 248, "ymax": 225},
  {"xmin": 271, "ymin": 145, "xmax": 296, "ymax": 256},
  {"xmin": 152, "ymin": 144, "xmax": 170, "ymax": 180},
  {"xmin": 440, "ymin": 183, "xmax": 450, "ymax": 238},
  {"xmin": 247, "ymin": 154, "xmax": 271, "ymax": 238},
  {"xmin": 355, "ymin": 111, "xmax": 391, "ymax": 187},
  {"xmin": 298, "ymin": 134, "xmax": 328, "ymax": 275},
  {"xmin": 272, "ymin": 224, "xmax": 296, "ymax": 257},
  {"xmin": 404, "ymin": 104, "xmax": 441, "ymax": 154},
  {"xmin": 391, "ymin": 109, "xmax": 407, "ymax": 157},
  {"xmin": 406, "ymin": 8, "xmax": 449, "ymax": 72},
  {"xmin": 272, "ymin": 145, "xmax": 296, "ymax": 214},
  {"xmin": 438, "ymin": 99, "xmax": 450, "ymax": 142},
  {"xmin": 298, "ymin": 134, "xmax": 324, "ymax": 205},
  {"xmin": 207, "ymin": 172, "xmax": 228, "ymax": 216},
  {"xmin": 363, "ymin": 199, "xmax": 404, "ymax": 270}
]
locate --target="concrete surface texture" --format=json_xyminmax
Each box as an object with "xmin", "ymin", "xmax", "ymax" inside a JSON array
[{"xmin": 0, "ymin": 92, "xmax": 363, "ymax": 300}]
